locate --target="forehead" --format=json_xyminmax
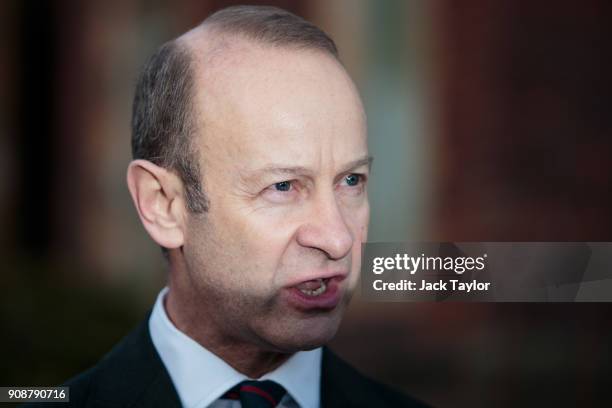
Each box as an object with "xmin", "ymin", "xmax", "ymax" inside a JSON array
[{"xmin": 184, "ymin": 32, "xmax": 367, "ymax": 171}]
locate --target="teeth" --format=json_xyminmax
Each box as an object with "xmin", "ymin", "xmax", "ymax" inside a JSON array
[{"xmin": 299, "ymin": 279, "xmax": 327, "ymax": 296}]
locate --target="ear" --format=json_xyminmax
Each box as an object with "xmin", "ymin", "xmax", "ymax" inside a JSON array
[{"xmin": 126, "ymin": 160, "xmax": 186, "ymax": 249}]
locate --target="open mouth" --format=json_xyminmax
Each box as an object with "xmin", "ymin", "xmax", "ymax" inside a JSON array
[
  {"xmin": 285, "ymin": 275, "xmax": 345, "ymax": 310},
  {"xmin": 296, "ymin": 278, "xmax": 330, "ymax": 297}
]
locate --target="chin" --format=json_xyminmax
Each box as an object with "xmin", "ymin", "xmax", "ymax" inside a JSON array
[{"xmin": 258, "ymin": 312, "xmax": 344, "ymax": 353}]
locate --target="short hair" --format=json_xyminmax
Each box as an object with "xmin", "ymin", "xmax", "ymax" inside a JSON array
[{"xmin": 131, "ymin": 5, "xmax": 339, "ymax": 214}]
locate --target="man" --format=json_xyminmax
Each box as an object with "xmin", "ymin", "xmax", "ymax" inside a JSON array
[{"xmin": 43, "ymin": 5, "xmax": 427, "ymax": 408}]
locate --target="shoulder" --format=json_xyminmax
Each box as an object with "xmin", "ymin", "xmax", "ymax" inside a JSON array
[
  {"xmin": 23, "ymin": 317, "xmax": 180, "ymax": 408},
  {"xmin": 321, "ymin": 347, "xmax": 430, "ymax": 408}
]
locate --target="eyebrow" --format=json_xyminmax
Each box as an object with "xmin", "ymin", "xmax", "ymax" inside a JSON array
[
  {"xmin": 339, "ymin": 155, "xmax": 373, "ymax": 174},
  {"xmin": 241, "ymin": 155, "xmax": 373, "ymax": 182}
]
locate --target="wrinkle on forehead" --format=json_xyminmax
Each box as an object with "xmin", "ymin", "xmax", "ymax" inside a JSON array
[{"xmin": 174, "ymin": 24, "xmax": 367, "ymax": 162}]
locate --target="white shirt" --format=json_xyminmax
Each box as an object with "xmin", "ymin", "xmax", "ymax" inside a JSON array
[{"xmin": 149, "ymin": 288, "xmax": 322, "ymax": 408}]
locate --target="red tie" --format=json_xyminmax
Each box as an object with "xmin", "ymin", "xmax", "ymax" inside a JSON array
[{"xmin": 222, "ymin": 380, "xmax": 287, "ymax": 407}]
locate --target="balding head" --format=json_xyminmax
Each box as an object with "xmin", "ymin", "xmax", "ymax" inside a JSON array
[{"xmin": 131, "ymin": 5, "xmax": 339, "ymax": 214}]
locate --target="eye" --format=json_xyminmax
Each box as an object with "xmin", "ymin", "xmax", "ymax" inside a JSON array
[
  {"xmin": 262, "ymin": 180, "xmax": 299, "ymax": 204},
  {"xmin": 274, "ymin": 181, "xmax": 292, "ymax": 192},
  {"xmin": 342, "ymin": 173, "xmax": 364, "ymax": 187}
]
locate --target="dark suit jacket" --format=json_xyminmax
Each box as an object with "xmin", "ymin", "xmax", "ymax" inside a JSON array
[{"xmin": 25, "ymin": 318, "xmax": 428, "ymax": 407}]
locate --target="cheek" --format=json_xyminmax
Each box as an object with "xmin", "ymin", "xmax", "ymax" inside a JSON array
[
  {"xmin": 345, "ymin": 200, "xmax": 370, "ymax": 242},
  {"xmin": 211, "ymin": 206, "xmax": 298, "ymax": 280}
]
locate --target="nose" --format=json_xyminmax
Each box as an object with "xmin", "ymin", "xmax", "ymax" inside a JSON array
[{"xmin": 296, "ymin": 191, "xmax": 354, "ymax": 260}]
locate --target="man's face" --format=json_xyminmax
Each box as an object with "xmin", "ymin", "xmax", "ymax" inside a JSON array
[{"xmin": 181, "ymin": 40, "xmax": 369, "ymax": 352}]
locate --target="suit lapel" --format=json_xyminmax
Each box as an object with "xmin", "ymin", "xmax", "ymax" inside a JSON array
[
  {"xmin": 320, "ymin": 347, "xmax": 359, "ymax": 407},
  {"xmin": 130, "ymin": 371, "xmax": 182, "ymax": 408}
]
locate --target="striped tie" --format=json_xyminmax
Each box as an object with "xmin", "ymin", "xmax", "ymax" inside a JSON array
[{"xmin": 222, "ymin": 380, "xmax": 287, "ymax": 407}]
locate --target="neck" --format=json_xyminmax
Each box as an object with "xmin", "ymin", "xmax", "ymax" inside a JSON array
[{"xmin": 164, "ymin": 283, "xmax": 291, "ymax": 378}]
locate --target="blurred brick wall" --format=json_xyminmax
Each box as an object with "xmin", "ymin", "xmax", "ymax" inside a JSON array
[{"xmin": 433, "ymin": 0, "xmax": 612, "ymax": 241}]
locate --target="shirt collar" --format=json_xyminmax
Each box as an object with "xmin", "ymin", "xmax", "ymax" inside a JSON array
[{"xmin": 149, "ymin": 287, "xmax": 321, "ymax": 408}]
